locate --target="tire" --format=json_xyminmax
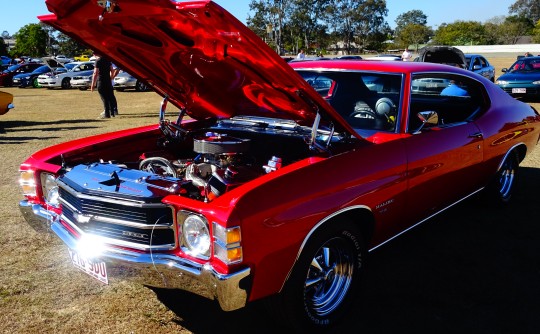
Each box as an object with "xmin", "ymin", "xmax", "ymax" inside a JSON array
[
  {"xmin": 135, "ymin": 80, "xmax": 147, "ymax": 92},
  {"xmin": 267, "ymin": 220, "xmax": 365, "ymax": 331},
  {"xmin": 485, "ymin": 150, "xmax": 519, "ymax": 204},
  {"xmin": 61, "ymin": 77, "xmax": 71, "ymax": 89}
]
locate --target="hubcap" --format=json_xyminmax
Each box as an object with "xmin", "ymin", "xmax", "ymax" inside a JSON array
[
  {"xmin": 304, "ymin": 238, "xmax": 355, "ymax": 317},
  {"xmin": 498, "ymin": 158, "xmax": 515, "ymax": 199}
]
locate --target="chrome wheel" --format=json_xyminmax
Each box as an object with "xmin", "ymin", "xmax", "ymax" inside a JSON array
[
  {"xmin": 304, "ymin": 237, "xmax": 355, "ymax": 317},
  {"xmin": 497, "ymin": 153, "xmax": 517, "ymax": 201}
]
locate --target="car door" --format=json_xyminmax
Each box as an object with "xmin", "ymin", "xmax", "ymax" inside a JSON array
[{"xmin": 404, "ymin": 73, "xmax": 487, "ymax": 222}]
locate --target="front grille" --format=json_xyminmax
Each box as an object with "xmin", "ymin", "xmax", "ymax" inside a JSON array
[{"xmin": 59, "ymin": 186, "xmax": 176, "ymax": 250}]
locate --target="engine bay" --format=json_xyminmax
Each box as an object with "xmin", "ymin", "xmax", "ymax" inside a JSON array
[{"xmin": 59, "ymin": 116, "xmax": 334, "ymax": 202}]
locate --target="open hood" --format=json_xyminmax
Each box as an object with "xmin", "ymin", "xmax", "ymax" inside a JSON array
[
  {"xmin": 39, "ymin": 0, "xmax": 350, "ymax": 130},
  {"xmin": 417, "ymin": 46, "xmax": 466, "ymax": 68}
]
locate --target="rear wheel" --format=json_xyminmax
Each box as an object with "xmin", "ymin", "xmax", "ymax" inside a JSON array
[
  {"xmin": 267, "ymin": 221, "xmax": 365, "ymax": 331},
  {"xmin": 486, "ymin": 151, "xmax": 519, "ymax": 204}
]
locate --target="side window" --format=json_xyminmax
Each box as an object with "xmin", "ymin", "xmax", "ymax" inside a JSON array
[{"xmin": 409, "ymin": 74, "xmax": 486, "ymax": 133}]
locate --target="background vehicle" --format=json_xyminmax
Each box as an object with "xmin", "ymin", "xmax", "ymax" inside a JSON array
[
  {"xmin": 74, "ymin": 53, "xmax": 92, "ymax": 62},
  {"xmin": 54, "ymin": 55, "xmax": 73, "ymax": 63},
  {"xmin": 0, "ymin": 90, "xmax": 14, "ymax": 115},
  {"xmin": 0, "ymin": 63, "xmax": 42, "ymax": 87},
  {"xmin": 21, "ymin": 0, "xmax": 540, "ymax": 332},
  {"xmin": 465, "ymin": 54, "xmax": 495, "ymax": 82},
  {"xmin": 415, "ymin": 46, "xmax": 466, "ymax": 68},
  {"xmin": 113, "ymin": 71, "xmax": 149, "ymax": 91},
  {"xmin": 41, "ymin": 61, "xmax": 95, "ymax": 89},
  {"xmin": 365, "ymin": 54, "xmax": 402, "ymax": 61},
  {"xmin": 496, "ymin": 55, "xmax": 540, "ymax": 99},
  {"xmin": 12, "ymin": 65, "xmax": 64, "ymax": 88},
  {"xmin": 70, "ymin": 71, "xmax": 94, "ymax": 90}
]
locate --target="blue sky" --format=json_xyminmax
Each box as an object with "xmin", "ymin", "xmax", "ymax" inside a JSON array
[{"xmin": 2, "ymin": 0, "xmax": 516, "ymax": 36}]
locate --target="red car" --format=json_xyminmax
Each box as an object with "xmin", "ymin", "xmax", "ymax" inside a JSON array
[
  {"xmin": 19, "ymin": 0, "xmax": 540, "ymax": 331},
  {"xmin": 0, "ymin": 63, "xmax": 42, "ymax": 87}
]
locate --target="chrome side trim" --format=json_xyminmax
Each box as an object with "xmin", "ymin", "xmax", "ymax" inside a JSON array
[{"xmin": 368, "ymin": 187, "xmax": 484, "ymax": 252}]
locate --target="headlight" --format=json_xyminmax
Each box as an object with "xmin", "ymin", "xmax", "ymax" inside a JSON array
[
  {"xmin": 533, "ymin": 81, "xmax": 540, "ymax": 85},
  {"xmin": 496, "ymin": 80, "xmax": 508, "ymax": 85},
  {"xmin": 213, "ymin": 223, "xmax": 243, "ymax": 264},
  {"xmin": 40, "ymin": 173, "xmax": 60, "ymax": 207},
  {"xmin": 179, "ymin": 213, "xmax": 210, "ymax": 259}
]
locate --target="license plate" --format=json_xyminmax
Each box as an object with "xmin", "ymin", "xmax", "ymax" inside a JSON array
[
  {"xmin": 512, "ymin": 88, "xmax": 526, "ymax": 93},
  {"xmin": 68, "ymin": 249, "xmax": 108, "ymax": 284}
]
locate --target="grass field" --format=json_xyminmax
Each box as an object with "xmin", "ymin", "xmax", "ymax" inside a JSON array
[{"xmin": 1, "ymin": 55, "xmax": 540, "ymax": 333}]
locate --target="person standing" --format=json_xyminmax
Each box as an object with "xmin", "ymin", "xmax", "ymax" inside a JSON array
[
  {"xmin": 401, "ymin": 48, "xmax": 412, "ymax": 61},
  {"xmin": 297, "ymin": 49, "xmax": 306, "ymax": 60},
  {"xmin": 91, "ymin": 53, "xmax": 118, "ymax": 118}
]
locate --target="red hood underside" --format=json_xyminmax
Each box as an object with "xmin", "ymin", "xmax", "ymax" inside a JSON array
[{"xmin": 39, "ymin": 0, "xmax": 351, "ymax": 129}]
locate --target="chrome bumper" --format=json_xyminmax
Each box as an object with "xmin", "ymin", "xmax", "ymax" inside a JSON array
[{"xmin": 19, "ymin": 200, "xmax": 251, "ymax": 311}]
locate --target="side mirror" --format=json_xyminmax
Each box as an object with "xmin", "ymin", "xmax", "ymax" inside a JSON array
[
  {"xmin": 502, "ymin": 68, "xmax": 508, "ymax": 73},
  {"xmin": 473, "ymin": 65, "xmax": 482, "ymax": 70}
]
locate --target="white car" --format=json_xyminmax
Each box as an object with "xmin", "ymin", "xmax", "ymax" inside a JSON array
[
  {"xmin": 70, "ymin": 71, "xmax": 94, "ymax": 90},
  {"xmin": 54, "ymin": 55, "xmax": 74, "ymax": 63},
  {"xmin": 40, "ymin": 61, "xmax": 95, "ymax": 89}
]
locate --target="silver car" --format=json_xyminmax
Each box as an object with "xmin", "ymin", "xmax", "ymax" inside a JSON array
[{"xmin": 113, "ymin": 71, "xmax": 148, "ymax": 91}]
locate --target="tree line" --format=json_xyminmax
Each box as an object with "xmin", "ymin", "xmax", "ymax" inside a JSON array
[{"xmin": 1, "ymin": 0, "xmax": 540, "ymax": 59}]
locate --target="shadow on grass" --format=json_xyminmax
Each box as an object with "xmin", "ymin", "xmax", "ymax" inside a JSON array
[{"xmin": 152, "ymin": 167, "xmax": 540, "ymax": 334}]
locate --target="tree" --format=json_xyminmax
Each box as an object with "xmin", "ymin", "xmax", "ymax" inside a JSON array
[
  {"xmin": 433, "ymin": 21, "xmax": 489, "ymax": 45},
  {"xmin": 247, "ymin": 0, "xmax": 293, "ymax": 55},
  {"xmin": 499, "ymin": 15, "xmax": 534, "ymax": 44},
  {"xmin": 394, "ymin": 10, "xmax": 430, "ymax": 49},
  {"xmin": 399, "ymin": 24, "xmax": 432, "ymax": 51},
  {"xmin": 12, "ymin": 24, "xmax": 48, "ymax": 57},
  {"xmin": 509, "ymin": 0, "xmax": 540, "ymax": 25}
]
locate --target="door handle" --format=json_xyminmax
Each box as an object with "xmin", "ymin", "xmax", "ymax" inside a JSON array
[{"xmin": 469, "ymin": 132, "xmax": 483, "ymax": 138}]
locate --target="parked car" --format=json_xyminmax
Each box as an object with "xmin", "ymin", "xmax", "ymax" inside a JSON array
[
  {"xmin": 113, "ymin": 71, "xmax": 149, "ymax": 91},
  {"xmin": 0, "ymin": 90, "xmax": 14, "ymax": 115},
  {"xmin": 12, "ymin": 65, "xmax": 65, "ymax": 88},
  {"xmin": 496, "ymin": 56, "xmax": 540, "ymax": 99},
  {"xmin": 70, "ymin": 71, "xmax": 94, "ymax": 90},
  {"xmin": 0, "ymin": 63, "xmax": 42, "ymax": 87},
  {"xmin": 415, "ymin": 46, "xmax": 467, "ymax": 68},
  {"xmin": 365, "ymin": 54, "xmax": 402, "ymax": 61},
  {"xmin": 22, "ymin": 1, "xmax": 540, "ymax": 331},
  {"xmin": 465, "ymin": 54, "xmax": 495, "ymax": 82},
  {"xmin": 40, "ymin": 61, "xmax": 95, "ymax": 89},
  {"xmin": 54, "ymin": 54, "xmax": 73, "ymax": 63},
  {"xmin": 334, "ymin": 55, "xmax": 363, "ymax": 60},
  {"xmin": 73, "ymin": 53, "xmax": 92, "ymax": 62},
  {"xmin": 1, "ymin": 56, "xmax": 12, "ymax": 65}
]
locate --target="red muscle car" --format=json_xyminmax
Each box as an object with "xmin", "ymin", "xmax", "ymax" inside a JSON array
[{"xmin": 19, "ymin": 0, "xmax": 540, "ymax": 330}]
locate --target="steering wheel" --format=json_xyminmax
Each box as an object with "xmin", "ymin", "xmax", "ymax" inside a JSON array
[
  {"xmin": 139, "ymin": 157, "xmax": 178, "ymax": 178},
  {"xmin": 349, "ymin": 101, "xmax": 378, "ymax": 119}
]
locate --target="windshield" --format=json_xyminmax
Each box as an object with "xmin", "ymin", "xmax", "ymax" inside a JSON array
[
  {"xmin": 65, "ymin": 63, "xmax": 77, "ymax": 71},
  {"xmin": 508, "ymin": 58, "xmax": 540, "ymax": 72},
  {"xmin": 32, "ymin": 65, "xmax": 51, "ymax": 74},
  {"xmin": 297, "ymin": 70, "xmax": 403, "ymax": 133},
  {"xmin": 3, "ymin": 64, "xmax": 20, "ymax": 73}
]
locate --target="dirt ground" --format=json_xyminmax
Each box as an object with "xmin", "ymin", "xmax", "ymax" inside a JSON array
[{"xmin": 1, "ymin": 55, "xmax": 540, "ymax": 334}]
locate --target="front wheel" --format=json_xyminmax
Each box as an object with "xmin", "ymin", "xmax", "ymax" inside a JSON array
[
  {"xmin": 268, "ymin": 221, "xmax": 365, "ymax": 331},
  {"xmin": 61, "ymin": 77, "xmax": 71, "ymax": 89}
]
